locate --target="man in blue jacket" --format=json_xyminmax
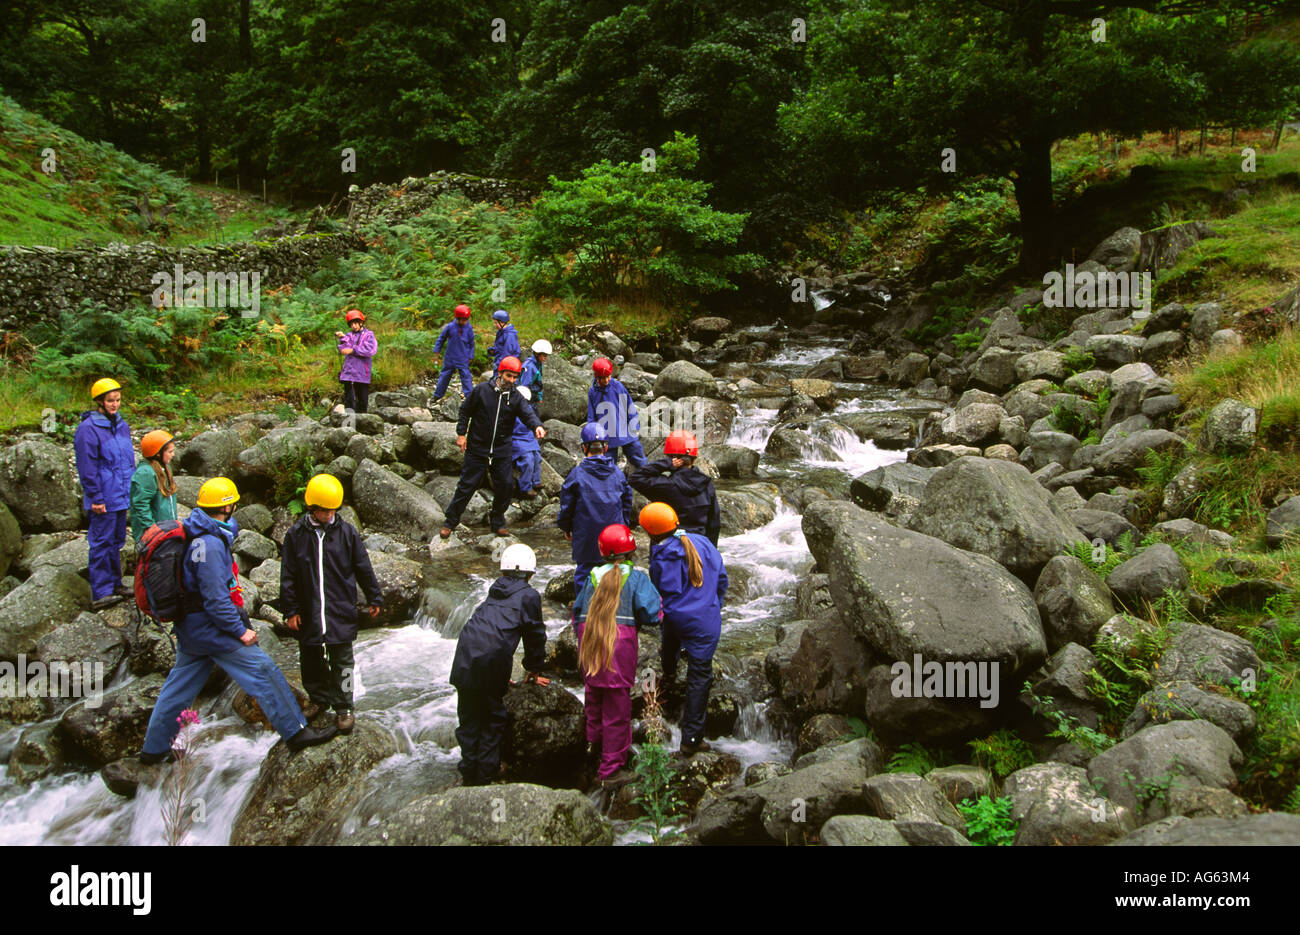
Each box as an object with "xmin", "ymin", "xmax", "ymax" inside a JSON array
[
  {"xmin": 557, "ymin": 423, "xmax": 635, "ymax": 590},
  {"xmin": 74, "ymin": 378, "xmax": 136, "ymax": 609},
  {"xmin": 433, "ymin": 303, "xmax": 476, "ymax": 401},
  {"xmin": 487, "ymin": 310, "xmax": 521, "ymax": 372},
  {"xmin": 139, "ymin": 478, "xmax": 337, "ymax": 763},
  {"xmin": 440, "ymin": 356, "xmax": 546, "ymax": 539},
  {"xmin": 587, "ymin": 357, "xmax": 647, "ymax": 468},
  {"xmin": 450, "ymin": 543, "xmax": 547, "ymax": 786}
]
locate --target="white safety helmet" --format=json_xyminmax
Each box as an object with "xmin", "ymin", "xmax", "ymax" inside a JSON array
[
  {"xmin": 516, "ymin": 385, "xmax": 532, "ymax": 401},
  {"xmin": 500, "ymin": 543, "xmax": 537, "ymax": 573},
  {"xmin": 531, "ymin": 339, "xmax": 552, "ymax": 355}
]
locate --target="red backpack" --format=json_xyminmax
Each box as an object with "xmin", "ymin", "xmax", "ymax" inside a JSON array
[{"xmin": 134, "ymin": 520, "xmax": 191, "ymax": 622}]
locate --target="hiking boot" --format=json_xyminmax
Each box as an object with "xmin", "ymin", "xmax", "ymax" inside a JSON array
[
  {"xmin": 523, "ymin": 488, "xmax": 538, "ymax": 499},
  {"xmin": 113, "ymin": 583, "xmax": 134, "ymax": 598},
  {"xmin": 679, "ymin": 739, "xmax": 713, "ymax": 756},
  {"xmin": 286, "ymin": 724, "xmax": 338, "ymax": 751},
  {"xmin": 138, "ymin": 750, "xmax": 177, "ymax": 766},
  {"xmin": 439, "ymin": 526, "xmax": 452, "ymax": 540},
  {"xmin": 336, "ymin": 710, "xmax": 355, "ymax": 733},
  {"xmin": 300, "ymin": 701, "xmax": 323, "ymax": 720},
  {"xmin": 90, "ymin": 594, "xmax": 125, "ymax": 611},
  {"xmin": 600, "ymin": 768, "xmax": 634, "ymax": 789}
]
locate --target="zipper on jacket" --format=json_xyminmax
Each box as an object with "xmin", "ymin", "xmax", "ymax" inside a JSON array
[{"xmin": 315, "ymin": 526, "xmax": 327, "ymax": 638}]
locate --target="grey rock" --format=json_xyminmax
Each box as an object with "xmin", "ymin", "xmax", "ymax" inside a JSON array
[
  {"xmin": 1004, "ymin": 761, "xmax": 1135, "ymax": 845},
  {"xmin": 1069, "ymin": 508, "xmax": 1140, "ymax": 549},
  {"xmin": 1156, "ymin": 622, "xmax": 1261, "ymax": 689},
  {"xmin": 1033, "ymin": 555, "xmax": 1115, "ymax": 651},
  {"xmin": 1122, "ymin": 680, "xmax": 1256, "ymax": 744},
  {"xmin": 820, "ymin": 815, "xmax": 910, "ymax": 846},
  {"xmin": 861, "ymin": 772, "xmax": 966, "ymax": 831},
  {"xmin": 176, "ymin": 429, "xmax": 242, "ymax": 477},
  {"xmin": 1088, "ymin": 720, "xmax": 1242, "ymax": 820},
  {"xmin": 1112, "ymin": 812, "xmax": 1300, "ymax": 846},
  {"xmin": 1209, "ymin": 328, "xmax": 1243, "ymax": 356},
  {"xmin": 0, "ymin": 566, "xmax": 92, "ymax": 659},
  {"xmin": 1107, "ymin": 544, "xmax": 1189, "ymax": 606},
  {"xmin": 0, "ymin": 439, "xmax": 82, "ymax": 531},
  {"xmin": 1265, "ymin": 496, "xmax": 1300, "ymax": 549},
  {"xmin": 57, "ymin": 673, "xmax": 166, "ymax": 767},
  {"xmin": 1189, "ymin": 303, "xmax": 1223, "ymax": 342},
  {"xmin": 653, "ymin": 360, "xmax": 720, "ymax": 399},
  {"xmin": 925, "ymin": 765, "xmax": 992, "ymax": 807},
  {"xmin": 351, "ymin": 458, "xmax": 445, "ymax": 540},
  {"xmin": 1199, "ymin": 398, "xmax": 1257, "ymax": 455}
]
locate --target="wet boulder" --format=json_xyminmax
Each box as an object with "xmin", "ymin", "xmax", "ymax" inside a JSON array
[
  {"xmin": 653, "ymin": 360, "xmax": 720, "ymax": 399},
  {"xmin": 231, "ymin": 719, "xmax": 400, "ymax": 845},
  {"xmin": 32, "ymin": 612, "xmax": 129, "ymax": 695},
  {"xmin": 764, "ymin": 615, "xmax": 871, "ymax": 720},
  {"xmin": 345, "ymin": 783, "xmax": 611, "ymax": 845},
  {"xmin": 934, "ymin": 403, "xmax": 1005, "ymax": 448},
  {"xmin": 57, "ymin": 673, "xmax": 166, "ymax": 768},
  {"xmin": 1004, "ymin": 762, "xmax": 1135, "ymax": 845},
  {"xmin": 0, "ymin": 565, "xmax": 92, "ymax": 659},
  {"xmin": 849, "ymin": 463, "xmax": 934, "ymax": 513},
  {"xmin": 907, "ymin": 444, "xmax": 981, "ymax": 467},
  {"xmin": 365, "ymin": 552, "xmax": 424, "ymax": 625},
  {"xmin": 699, "ymin": 444, "xmax": 759, "ymax": 478},
  {"xmin": 501, "ymin": 681, "xmax": 586, "ymax": 788},
  {"xmin": 834, "ymin": 412, "xmax": 916, "ymax": 450},
  {"xmin": 8, "ymin": 721, "xmax": 66, "ymax": 783},
  {"xmin": 351, "ymin": 458, "xmax": 446, "ymax": 541},
  {"xmin": 765, "ymin": 422, "xmax": 834, "ymax": 462},
  {"xmin": 0, "ymin": 439, "xmax": 82, "ymax": 531},
  {"xmin": 907, "ymin": 457, "xmax": 1088, "ymax": 584},
  {"xmin": 804, "ymin": 501, "xmax": 1046, "ymax": 673},
  {"xmin": 717, "ymin": 484, "xmax": 780, "ymax": 535}
]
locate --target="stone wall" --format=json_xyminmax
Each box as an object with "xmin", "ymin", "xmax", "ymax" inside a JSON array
[
  {"xmin": 0, "ymin": 232, "xmax": 365, "ymax": 331},
  {"xmin": 345, "ymin": 170, "xmax": 538, "ymax": 226}
]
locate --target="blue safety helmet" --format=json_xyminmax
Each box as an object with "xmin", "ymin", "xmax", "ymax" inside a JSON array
[
  {"xmin": 580, "ymin": 422, "xmax": 608, "ymax": 445},
  {"xmin": 492, "ymin": 309, "xmax": 510, "ymax": 323}
]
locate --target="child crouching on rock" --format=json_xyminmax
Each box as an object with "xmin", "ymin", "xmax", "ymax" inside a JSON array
[
  {"xmin": 450, "ymin": 544, "xmax": 548, "ymax": 786},
  {"xmin": 573, "ymin": 524, "xmax": 662, "ymax": 788}
]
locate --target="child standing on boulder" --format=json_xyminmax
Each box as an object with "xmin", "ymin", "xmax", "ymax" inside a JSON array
[
  {"xmin": 573, "ymin": 524, "xmax": 662, "ymax": 787},
  {"xmin": 450, "ymin": 544, "xmax": 548, "ymax": 786},
  {"xmin": 335, "ymin": 309, "xmax": 378, "ymax": 414}
]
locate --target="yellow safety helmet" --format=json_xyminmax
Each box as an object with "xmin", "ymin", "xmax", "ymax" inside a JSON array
[
  {"xmin": 304, "ymin": 473, "xmax": 344, "ymax": 510},
  {"xmin": 196, "ymin": 477, "xmax": 240, "ymax": 508},
  {"xmin": 91, "ymin": 377, "xmax": 122, "ymax": 400}
]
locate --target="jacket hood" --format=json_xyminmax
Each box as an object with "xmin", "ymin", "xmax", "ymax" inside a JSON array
[
  {"xmin": 580, "ymin": 454, "xmax": 619, "ymax": 479},
  {"xmin": 673, "ymin": 466, "xmax": 713, "ymax": 493},
  {"xmin": 488, "ymin": 575, "xmax": 531, "ymax": 600},
  {"xmin": 185, "ymin": 506, "xmax": 239, "ymax": 545},
  {"xmin": 80, "ymin": 410, "xmax": 117, "ymax": 427}
]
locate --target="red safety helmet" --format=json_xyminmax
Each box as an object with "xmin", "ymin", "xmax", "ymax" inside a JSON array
[
  {"xmin": 345, "ymin": 309, "xmax": 365, "ymax": 323},
  {"xmin": 663, "ymin": 430, "xmax": 699, "ymax": 457},
  {"xmin": 592, "ymin": 357, "xmax": 613, "ymax": 377},
  {"xmin": 597, "ymin": 524, "xmax": 636, "ymax": 558},
  {"xmin": 498, "ymin": 356, "xmax": 522, "ymax": 373},
  {"xmin": 454, "ymin": 304, "xmax": 472, "ymax": 319}
]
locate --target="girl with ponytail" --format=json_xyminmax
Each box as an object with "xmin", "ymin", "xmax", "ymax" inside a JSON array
[
  {"xmin": 130, "ymin": 430, "xmax": 179, "ymax": 546},
  {"xmin": 639, "ymin": 502, "xmax": 728, "ymax": 756},
  {"xmin": 572, "ymin": 523, "xmax": 662, "ymax": 787}
]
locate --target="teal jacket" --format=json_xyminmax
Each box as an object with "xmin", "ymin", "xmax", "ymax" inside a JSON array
[{"xmin": 130, "ymin": 462, "xmax": 178, "ymax": 544}]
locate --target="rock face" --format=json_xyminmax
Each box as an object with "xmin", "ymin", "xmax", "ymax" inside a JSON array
[
  {"xmin": 653, "ymin": 360, "xmax": 719, "ymax": 399},
  {"xmin": 231, "ymin": 719, "xmax": 399, "ymax": 846},
  {"xmin": 803, "ymin": 501, "xmax": 1046, "ymax": 674},
  {"xmin": 351, "ymin": 458, "xmax": 445, "ymax": 540},
  {"xmin": 345, "ymin": 783, "xmax": 612, "ymax": 845},
  {"xmin": 907, "ymin": 457, "xmax": 1088, "ymax": 584},
  {"xmin": 1004, "ymin": 762, "xmax": 1135, "ymax": 845},
  {"xmin": 1087, "ymin": 721, "xmax": 1243, "ymax": 819},
  {"xmin": 0, "ymin": 566, "xmax": 92, "ymax": 659},
  {"xmin": 57, "ymin": 674, "xmax": 166, "ymax": 767},
  {"xmin": 0, "ymin": 439, "xmax": 83, "ymax": 531},
  {"xmin": 501, "ymin": 682, "xmax": 586, "ymax": 788}
]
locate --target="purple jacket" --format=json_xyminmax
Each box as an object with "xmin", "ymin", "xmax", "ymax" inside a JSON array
[
  {"xmin": 73, "ymin": 411, "xmax": 135, "ymax": 511},
  {"xmin": 338, "ymin": 328, "xmax": 378, "ymax": 383}
]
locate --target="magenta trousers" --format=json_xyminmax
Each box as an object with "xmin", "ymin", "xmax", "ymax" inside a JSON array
[{"xmin": 584, "ymin": 684, "xmax": 632, "ymax": 779}]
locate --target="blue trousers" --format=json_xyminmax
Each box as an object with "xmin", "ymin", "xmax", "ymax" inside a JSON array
[
  {"xmin": 141, "ymin": 644, "xmax": 306, "ymax": 755},
  {"xmin": 661, "ymin": 623, "xmax": 715, "ymax": 745},
  {"xmin": 434, "ymin": 364, "xmax": 473, "ymax": 399},
  {"xmin": 87, "ymin": 509, "xmax": 128, "ymax": 600},
  {"xmin": 513, "ymin": 450, "xmax": 541, "ymax": 495},
  {"xmin": 611, "ymin": 438, "xmax": 647, "ymax": 468},
  {"xmin": 573, "ymin": 562, "xmax": 597, "ymax": 593}
]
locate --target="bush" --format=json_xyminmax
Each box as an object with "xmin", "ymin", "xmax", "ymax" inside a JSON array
[
  {"xmin": 522, "ymin": 133, "xmax": 760, "ymax": 305},
  {"xmin": 958, "ymin": 795, "xmax": 1018, "ymax": 846}
]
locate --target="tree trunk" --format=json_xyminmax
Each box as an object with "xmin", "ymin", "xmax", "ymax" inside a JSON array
[
  {"xmin": 236, "ymin": 0, "xmax": 255, "ymax": 185},
  {"xmin": 1014, "ymin": 131, "xmax": 1054, "ymax": 274},
  {"xmin": 197, "ymin": 111, "xmax": 211, "ymax": 180}
]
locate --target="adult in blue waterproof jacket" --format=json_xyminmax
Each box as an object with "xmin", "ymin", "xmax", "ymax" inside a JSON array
[
  {"xmin": 139, "ymin": 478, "xmax": 336, "ymax": 763},
  {"xmin": 433, "ymin": 304, "xmax": 476, "ymax": 400},
  {"xmin": 74, "ymin": 378, "xmax": 135, "ymax": 609},
  {"xmin": 488, "ymin": 310, "xmax": 521, "ymax": 372},
  {"xmin": 641, "ymin": 501, "xmax": 728, "ymax": 756},
  {"xmin": 557, "ymin": 423, "xmax": 634, "ymax": 589},
  {"xmin": 587, "ymin": 357, "xmax": 647, "ymax": 467}
]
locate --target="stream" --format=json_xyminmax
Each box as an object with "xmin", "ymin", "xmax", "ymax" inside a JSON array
[{"xmin": 0, "ymin": 328, "xmax": 916, "ymax": 845}]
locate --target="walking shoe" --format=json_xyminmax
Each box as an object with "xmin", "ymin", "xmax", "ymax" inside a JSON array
[
  {"xmin": 336, "ymin": 710, "xmax": 355, "ymax": 733},
  {"xmin": 300, "ymin": 701, "xmax": 323, "ymax": 719},
  {"xmin": 138, "ymin": 750, "xmax": 177, "ymax": 765},
  {"xmin": 113, "ymin": 583, "xmax": 134, "ymax": 598},
  {"xmin": 679, "ymin": 739, "xmax": 713, "ymax": 756},
  {"xmin": 495, "ymin": 527, "xmax": 510, "ymax": 537},
  {"xmin": 599, "ymin": 768, "xmax": 635, "ymax": 789},
  {"xmin": 439, "ymin": 526, "xmax": 452, "ymax": 539},
  {"xmin": 523, "ymin": 488, "xmax": 538, "ymax": 499},
  {"xmin": 90, "ymin": 594, "xmax": 125, "ymax": 611},
  {"xmin": 286, "ymin": 724, "xmax": 338, "ymax": 751}
]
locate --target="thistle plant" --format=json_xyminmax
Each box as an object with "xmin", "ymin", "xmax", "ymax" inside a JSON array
[{"xmin": 161, "ymin": 708, "xmax": 201, "ymax": 846}]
